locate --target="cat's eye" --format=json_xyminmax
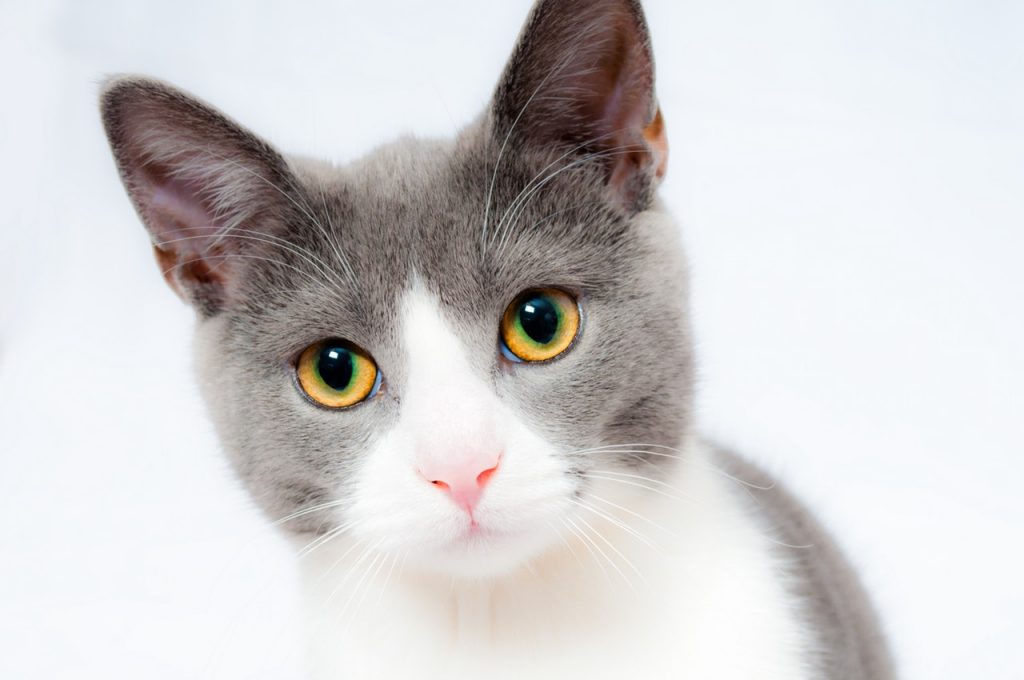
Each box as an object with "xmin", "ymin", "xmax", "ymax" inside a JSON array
[
  {"xmin": 296, "ymin": 339, "xmax": 380, "ymax": 409},
  {"xmin": 500, "ymin": 288, "xmax": 580, "ymax": 363}
]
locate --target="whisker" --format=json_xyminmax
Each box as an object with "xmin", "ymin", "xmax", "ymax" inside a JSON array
[
  {"xmin": 585, "ymin": 472, "xmax": 813, "ymax": 552},
  {"xmin": 321, "ymin": 539, "xmax": 381, "ymax": 609},
  {"xmin": 561, "ymin": 516, "xmax": 612, "ymax": 585},
  {"xmin": 296, "ymin": 520, "xmax": 360, "ymax": 560},
  {"xmin": 162, "ymin": 252, "xmax": 338, "ymax": 295},
  {"xmin": 480, "ymin": 47, "xmax": 584, "ymax": 258},
  {"xmin": 489, "ymin": 130, "xmax": 620, "ymax": 248},
  {"xmin": 162, "ymin": 145, "xmax": 358, "ymax": 297},
  {"xmin": 155, "ymin": 230, "xmax": 348, "ymax": 297},
  {"xmin": 581, "ymin": 473, "xmax": 692, "ymax": 504},
  {"xmin": 374, "ymin": 551, "xmax": 400, "ymax": 607},
  {"xmin": 337, "ymin": 548, "xmax": 388, "ymax": 632},
  {"xmin": 567, "ymin": 442, "xmax": 777, "ymax": 491},
  {"xmin": 185, "ymin": 145, "xmax": 330, "ymax": 248},
  {"xmin": 565, "ymin": 516, "xmax": 632, "ymax": 591},
  {"xmin": 492, "ymin": 145, "xmax": 647, "ymax": 259},
  {"xmin": 567, "ymin": 497, "xmax": 661, "ymax": 552},
  {"xmin": 308, "ymin": 530, "xmax": 372, "ymax": 591},
  {"xmin": 269, "ymin": 499, "xmax": 348, "ymax": 528},
  {"xmin": 574, "ymin": 514, "xmax": 643, "ymax": 585},
  {"xmin": 313, "ymin": 176, "xmax": 360, "ymax": 290},
  {"xmin": 586, "ymin": 493, "xmax": 677, "ymax": 538},
  {"xmin": 546, "ymin": 518, "xmax": 587, "ymax": 570},
  {"xmin": 588, "ymin": 468, "xmax": 685, "ymax": 492}
]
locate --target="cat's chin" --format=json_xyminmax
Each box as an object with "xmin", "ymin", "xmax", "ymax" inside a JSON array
[{"xmin": 407, "ymin": 522, "xmax": 558, "ymax": 580}]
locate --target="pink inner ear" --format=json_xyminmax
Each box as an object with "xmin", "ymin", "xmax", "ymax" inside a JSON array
[
  {"xmin": 140, "ymin": 167, "xmax": 235, "ymax": 307},
  {"xmin": 146, "ymin": 171, "xmax": 222, "ymax": 249}
]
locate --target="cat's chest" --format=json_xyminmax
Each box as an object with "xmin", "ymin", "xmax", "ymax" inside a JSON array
[{"xmin": 298, "ymin": 460, "xmax": 811, "ymax": 680}]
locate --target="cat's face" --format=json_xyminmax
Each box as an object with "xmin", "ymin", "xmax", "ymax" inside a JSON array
[{"xmin": 102, "ymin": 0, "xmax": 693, "ymax": 577}]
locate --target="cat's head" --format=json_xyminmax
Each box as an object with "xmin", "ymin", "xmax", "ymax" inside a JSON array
[{"xmin": 101, "ymin": 0, "xmax": 693, "ymax": 577}]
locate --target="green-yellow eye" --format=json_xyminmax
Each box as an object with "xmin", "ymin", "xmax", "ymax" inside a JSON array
[
  {"xmin": 500, "ymin": 288, "xmax": 580, "ymax": 362},
  {"xmin": 296, "ymin": 339, "xmax": 379, "ymax": 408}
]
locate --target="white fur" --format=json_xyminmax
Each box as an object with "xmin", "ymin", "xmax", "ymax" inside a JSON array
[{"xmin": 295, "ymin": 288, "xmax": 810, "ymax": 679}]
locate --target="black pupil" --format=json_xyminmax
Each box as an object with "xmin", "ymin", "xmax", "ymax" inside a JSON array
[
  {"xmin": 518, "ymin": 295, "xmax": 560, "ymax": 345},
  {"xmin": 317, "ymin": 345, "xmax": 354, "ymax": 391}
]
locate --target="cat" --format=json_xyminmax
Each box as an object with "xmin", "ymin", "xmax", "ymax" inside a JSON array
[{"xmin": 100, "ymin": 0, "xmax": 894, "ymax": 678}]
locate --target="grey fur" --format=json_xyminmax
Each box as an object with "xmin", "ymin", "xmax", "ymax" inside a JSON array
[
  {"xmin": 715, "ymin": 446, "xmax": 897, "ymax": 678},
  {"xmin": 99, "ymin": 0, "xmax": 893, "ymax": 676}
]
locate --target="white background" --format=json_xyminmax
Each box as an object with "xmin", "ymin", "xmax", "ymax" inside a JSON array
[{"xmin": 1, "ymin": 0, "xmax": 1021, "ymax": 677}]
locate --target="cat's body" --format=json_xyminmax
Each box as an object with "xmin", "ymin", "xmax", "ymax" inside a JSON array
[{"xmin": 102, "ymin": 0, "xmax": 893, "ymax": 677}]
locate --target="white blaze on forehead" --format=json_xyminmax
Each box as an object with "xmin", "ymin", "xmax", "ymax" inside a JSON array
[{"xmin": 399, "ymin": 284, "xmax": 501, "ymax": 464}]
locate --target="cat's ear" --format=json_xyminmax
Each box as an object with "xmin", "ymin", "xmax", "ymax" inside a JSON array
[
  {"xmin": 490, "ymin": 0, "xmax": 667, "ymax": 212},
  {"xmin": 100, "ymin": 76, "xmax": 297, "ymax": 314}
]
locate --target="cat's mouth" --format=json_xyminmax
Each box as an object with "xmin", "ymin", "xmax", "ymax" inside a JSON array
[{"xmin": 449, "ymin": 517, "xmax": 508, "ymax": 546}]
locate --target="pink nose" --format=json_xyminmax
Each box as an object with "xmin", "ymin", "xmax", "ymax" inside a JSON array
[{"xmin": 419, "ymin": 452, "xmax": 500, "ymax": 514}]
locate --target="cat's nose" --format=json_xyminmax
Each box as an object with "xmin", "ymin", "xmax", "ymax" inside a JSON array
[{"xmin": 418, "ymin": 451, "xmax": 501, "ymax": 514}]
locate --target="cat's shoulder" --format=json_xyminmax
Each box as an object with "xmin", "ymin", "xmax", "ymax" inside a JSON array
[{"xmin": 707, "ymin": 442, "xmax": 897, "ymax": 679}]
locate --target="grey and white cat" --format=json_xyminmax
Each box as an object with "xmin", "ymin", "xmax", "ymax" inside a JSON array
[{"xmin": 100, "ymin": 0, "xmax": 893, "ymax": 678}]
